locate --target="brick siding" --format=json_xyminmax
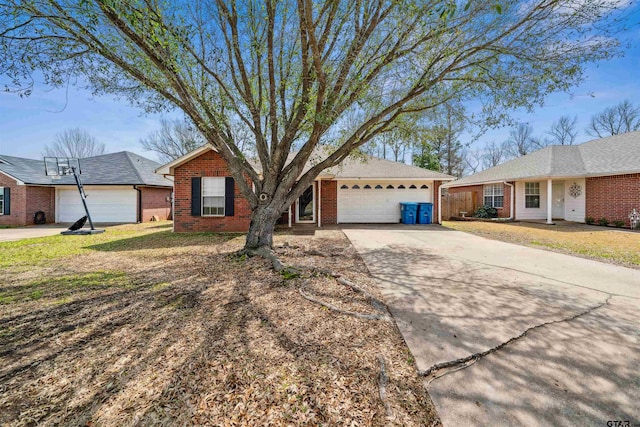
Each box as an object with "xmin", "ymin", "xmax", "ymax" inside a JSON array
[
  {"xmin": 320, "ymin": 180, "xmax": 337, "ymax": 225},
  {"xmin": 26, "ymin": 186, "xmax": 55, "ymax": 224},
  {"xmin": 0, "ymin": 173, "xmax": 26, "ymax": 226},
  {"xmin": 586, "ymin": 173, "xmax": 640, "ymax": 227},
  {"xmin": 433, "ymin": 180, "xmax": 442, "ymax": 223},
  {"xmin": 140, "ymin": 186, "xmax": 172, "ymax": 222},
  {"xmin": 174, "ymin": 150, "xmax": 253, "ymax": 232},
  {"xmin": 0, "ymin": 172, "xmax": 55, "ymax": 226},
  {"xmin": 448, "ymin": 183, "xmax": 512, "ymax": 218}
]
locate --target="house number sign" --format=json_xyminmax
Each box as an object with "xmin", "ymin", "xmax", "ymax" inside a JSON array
[{"xmin": 569, "ymin": 182, "xmax": 582, "ymax": 198}]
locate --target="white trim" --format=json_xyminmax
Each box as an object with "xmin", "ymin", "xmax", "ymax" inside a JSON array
[
  {"xmin": 0, "ymin": 186, "xmax": 4, "ymax": 215},
  {"xmin": 201, "ymin": 177, "xmax": 225, "ymax": 217},
  {"xmin": 336, "ymin": 177, "xmax": 454, "ymax": 181},
  {"xmin": 295, "ymin": 184, "xmax": 316, "ymax": 223},
  {"xmin": 546, "ymin": 178, "xmax": 553, "ymax": 224},
  {"xmin": 504, "ymin": 181, "xmax": 514, "ymax": 220}
]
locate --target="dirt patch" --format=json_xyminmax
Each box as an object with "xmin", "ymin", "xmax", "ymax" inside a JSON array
[
  {"xmin": 0, "ymin": 224, "xmax": 439, "ymax": 426},
  {"xmin": 443, "ymin": 220, "xmax": 640, "ymax": 268}
]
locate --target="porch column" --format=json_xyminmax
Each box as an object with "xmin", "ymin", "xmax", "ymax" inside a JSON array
[
  {"xmin": 288, "ymin": 205, "xmax": 292, "ymax": 228},
  {"xmin": 546, "ymin": 178, "xmax": 553, "ymax": 225}
]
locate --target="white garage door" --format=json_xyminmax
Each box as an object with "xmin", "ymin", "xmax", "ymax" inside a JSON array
[
  {"xmin": 56, "ymin": 187, "xmax": 137, "ymax": 223},
  {"xmin": 337, "ymin": 181, "xmax": 432, "ymax": 223}
]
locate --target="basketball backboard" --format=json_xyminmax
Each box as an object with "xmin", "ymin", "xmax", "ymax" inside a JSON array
[{"xmin": 44, "ymin": 157, "xmax": 81, "ymax": 176}]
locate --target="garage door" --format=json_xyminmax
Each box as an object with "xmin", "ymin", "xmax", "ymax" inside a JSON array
[
  {"xmin": 57, "ymin": 187, "xmax": 137, "ymax": 223},
  {"xmin": 337, "ymin": 181, "xmax": 432, "ymax": 223}
]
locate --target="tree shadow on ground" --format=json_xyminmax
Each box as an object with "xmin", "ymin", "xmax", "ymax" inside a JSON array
[
  {"xmin": 355, "ymin": 243, "xmax": 640, "ymax": 425},
  {"xmin": 86, "ymin": 230, "xmax": 241, "ymax": 252}
]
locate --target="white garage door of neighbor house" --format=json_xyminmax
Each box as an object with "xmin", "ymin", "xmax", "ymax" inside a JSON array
[
  {"xmin": 57, "ymin": 187, "xmax": 137, "ymax": 223},
  {"xmin": 337, "ymin": 181, "xmax": 432, "ymax": 223}
]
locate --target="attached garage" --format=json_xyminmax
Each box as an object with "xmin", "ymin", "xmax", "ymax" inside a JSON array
[
  {"xmin": 56, "ymin": 186, "xmax": 138, "ymax": 223},
  {"xmin": 337, "ymin": 180, "xmax": 432, "ymax": 223}
]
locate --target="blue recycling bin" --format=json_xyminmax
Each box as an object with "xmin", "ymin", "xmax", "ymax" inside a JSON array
[
  {"xmin": 400, "ymin": 202, "xmax": 418, "ymax": 224},
  {"xmin": 417, "ymin": 202, "xmax": 433, "ymax": 224}
]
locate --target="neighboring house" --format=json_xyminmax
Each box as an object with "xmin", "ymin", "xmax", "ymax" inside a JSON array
[
  {"xmin": 441, "ymin": 131, "xmax": 640, "ymax": 226},
  {"xmin": 156, "ymin": 145, "xmax": 455, "ymax": 232},
  {"xmin": 0, "ymin": 151, "xmax": 173, "ymax": 226}
]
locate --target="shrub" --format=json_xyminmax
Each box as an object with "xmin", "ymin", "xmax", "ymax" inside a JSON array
[
  {"xmin": 613, "ymin": 220, "xmax": 625, "ymax": 228},
  {"xmin": 598, "ymin": 217, "xmax": 609, "ymax": 226},
  {"xmin": 473, "ymin": 205, "xmax": 498, "ymax": 219},
  {"xmin": 585, "ymin": 217, "xmax": 595, "ymax": 225}
]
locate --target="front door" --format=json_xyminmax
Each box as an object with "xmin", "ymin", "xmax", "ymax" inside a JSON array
[
  {"xmin": 552, "ymin": 182, "xmax": 565, "ymax": 219},
  {"xmin": 296, "ymin": 185, "xmax": 315, "ymax": 223}
]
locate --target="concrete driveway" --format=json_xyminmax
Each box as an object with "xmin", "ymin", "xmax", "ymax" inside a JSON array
[
  {"xmin": 343, "ymin": 225, "xmax": 640, "ymax": 427},
  {"xmin": 0, "ymin": 225, "xmax": 68, "ymax": 242}
]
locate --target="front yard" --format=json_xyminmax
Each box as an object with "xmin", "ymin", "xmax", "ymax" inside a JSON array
[
  {"xmin": 443, "ymin": 220, "xmax": 640, "ymax": 268},
  {"xmin": 0, "ymin": 222, "xmax": 438, "ymax": 426}
]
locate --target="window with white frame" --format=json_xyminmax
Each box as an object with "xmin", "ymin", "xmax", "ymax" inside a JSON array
[
  {"xmin": 0, "ymin": 187, "xmax": 3, "ymax": 215},
  {"xmin": 483, "ymin": 184, "xmax": 503, "ymax": 208},
  {"xmin": 202, "ymin": 177, "xmax": 225, "ymax": 216},
  {"xmin": 525, "ymin": 182, "xmax": 540, "ymax": 208}
]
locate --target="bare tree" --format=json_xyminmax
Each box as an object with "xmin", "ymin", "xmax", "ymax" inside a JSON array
[
  {"xmin": 547, "ymin": 115, "xmax": 578, "ymax": 145},
  {"xmin": 42, "ymin": 128, "xmax": 106, "ymax": 158},
  {"xmin": 141, "ymin": 118, "xmax": 206, "ymax": 163},
  {"xmin": 504, "ymin": 123, "xmax": 540, "ymax": 158},
  {"xmin": 586, "ymin": 100, "xmax": 640, "ymax": 138},
  {"xmin": 482, "ymin": 140, "xmax": 507, "ymax": 170},
  {"xmin": 1, "ymin": 0, "xmax": 625, "ymax": 253}
]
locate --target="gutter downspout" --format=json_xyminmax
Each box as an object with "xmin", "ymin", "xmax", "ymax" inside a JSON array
[
  {"xmin": 503, "ymin": 181, "xmax": 514, "ymax": 220},
  {"xmin": 134, "ymin": 185, "xmax": 142, "ymax": 223}
]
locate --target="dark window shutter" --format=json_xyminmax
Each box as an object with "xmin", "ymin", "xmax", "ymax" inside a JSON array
[
  {"xmin": 191, "ymin": 177, "xmax": 201, "ymax": 216},
  {"xmin": 3, "ymin": 187, "xmax": 9, "ymax": 215},
  {"xmin": 225, "ymin": 177, "xmax": 235, "ymax": 217}
]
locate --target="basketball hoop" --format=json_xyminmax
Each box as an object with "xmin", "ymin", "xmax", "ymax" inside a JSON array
[{"xmin": 43, "ymin": 157, "xmax": 104, "ymax": 235}]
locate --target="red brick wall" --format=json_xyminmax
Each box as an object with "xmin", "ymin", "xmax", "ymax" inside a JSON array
[
  {"xmin": 174, "ymin": 150, "xmax": 253, "ymax": 232},
  {"xmin": 448, "ymin": 183, "xmax": 512, "ymax": 218},
  {"xmin": 586, "ymin": 173, "xmax": 640, "ymax": 226},
  {"xmin": 0, "ymin": 173, "xmax": 27, "ymax": 226},
  {"xmin": 320, "ymin": 180, "xmax": 337, "ymax": 225},
  {"xmin": 140, "ymin": 186, "xmax": 172, "ymax": 222},
  {"xmin": 25, "ymin": 186, "xmax": 55, "ymax": 224}
]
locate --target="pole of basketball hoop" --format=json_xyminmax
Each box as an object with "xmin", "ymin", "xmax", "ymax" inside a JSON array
[{"xmin": 71, "ymin": 166, "xmax": 96, "ymax": 230}]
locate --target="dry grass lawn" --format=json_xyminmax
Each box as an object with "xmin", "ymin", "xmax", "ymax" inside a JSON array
[
  {"xmin": 0, "ymin": 222, "xmax": 439, "ymax": 426},
  {"xmin": 443, "ymin": 220, "xmax": 640, "ymax": 268}
]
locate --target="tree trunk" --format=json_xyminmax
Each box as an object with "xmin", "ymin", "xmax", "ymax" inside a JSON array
[{"xmin": 245, "ymin": 204, "xmax": 282, "ymax": 249}]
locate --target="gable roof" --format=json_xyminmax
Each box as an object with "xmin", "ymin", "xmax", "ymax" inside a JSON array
[
  {"xmin": 157, "ymin": 144, "xmax": 455, "ymax": 181},
  {"xmin": 445, "ymin": 131, "xmax": 640, "ymax": 187},
  {"xmin": 0, "ymin": 152, "xmax": 172, "ymax": 187}
]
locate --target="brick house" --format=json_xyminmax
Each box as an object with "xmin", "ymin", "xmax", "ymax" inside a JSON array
[
  {"xmin": 0, "ymin": 152, "xmax": 172, "ymax": 226},
  {"xmin": 156, "ymin": 145, "xmax": 455, "ymax": 232},
  {"xmin": 440, "ymin": 131, "xmax": 640, "ymax": 226}
]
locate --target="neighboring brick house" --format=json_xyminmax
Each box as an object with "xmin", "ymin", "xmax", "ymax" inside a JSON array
[
  {"xmin": 0, "ymin": 152, "xmax": 172, "ymax": 226},
  {"xmin": 156, "ymin": 145, "xmax": 455, "ymax": 233},
  {"xmin": 441, "ymin": 131, "xmax": 640, "ymax": 226}
]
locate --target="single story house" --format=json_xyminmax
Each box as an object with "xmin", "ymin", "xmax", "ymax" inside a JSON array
[
  {"xmin": 0, "ymin": 151, "xmax": 173, "ymax": 226},
  {"xmin": 440, "ymin": 131, "xmax": 640, "ymax": 226},
  {"xmin": 156, "ymin": 145, "xmax": 455, "ymax": 232}
]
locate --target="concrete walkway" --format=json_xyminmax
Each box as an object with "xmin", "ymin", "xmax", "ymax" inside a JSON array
[
  {"xmin": 0, "ymin": 225, "xmax": 68, "ymax": 242},
  {"xmin": 343, "ymin": 225, "xmax": 640, "ymax": 427}
]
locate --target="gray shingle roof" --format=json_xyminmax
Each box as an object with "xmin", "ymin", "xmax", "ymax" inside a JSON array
[
  {"xmin": 324, "ymin": 155, "xmax": 455, "ymax": 180},
  {"xmin": 0, "ymin": 152, "xmax": 172, "ymax": 187},
  {"xmin": 445, "ymin": 131, "xmax": 640, "ymax": 187}
]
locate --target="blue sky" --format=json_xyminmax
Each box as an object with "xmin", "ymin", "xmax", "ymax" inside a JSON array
[{"xmin": 0, "ymin": 3, "xmax": 638, "ymax": 164}]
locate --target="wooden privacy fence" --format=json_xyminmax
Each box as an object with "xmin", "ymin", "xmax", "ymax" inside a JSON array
[{"xmin": 441, "ymin": 191, "xmax": 477, "ymax": 220}]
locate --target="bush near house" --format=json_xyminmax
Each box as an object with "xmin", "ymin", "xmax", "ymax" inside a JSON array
[{"xmin": 473, "ymin": 205, "xmax": 498, "ymax": 219}]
